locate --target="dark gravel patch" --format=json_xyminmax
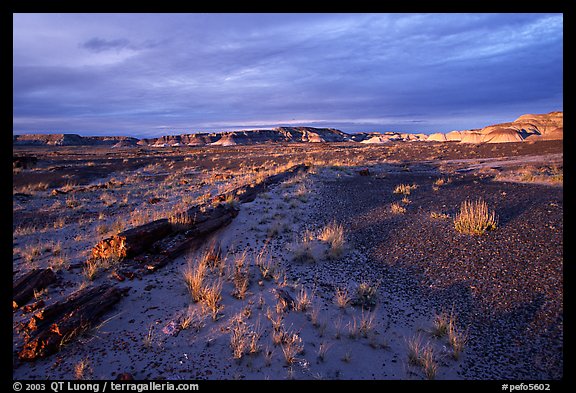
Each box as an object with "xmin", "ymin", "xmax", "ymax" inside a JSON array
[{"xmin": 310, "ymin": 169, "xmax": 563, "ymax": 379}]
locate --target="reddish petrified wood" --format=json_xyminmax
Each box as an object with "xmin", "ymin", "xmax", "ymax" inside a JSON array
[
  {"xmin": 19, "ymin": 284, "xmax": 127, "ymax": 361},
  {"xmin": 91, "ymin": 219, "xmax": 172, "ymax": 261}
]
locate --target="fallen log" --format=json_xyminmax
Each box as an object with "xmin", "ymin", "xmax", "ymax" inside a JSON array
[
  {"xmin": 19, "ymin": 284, "xmax": 127, "ymax": 361},
  {"xmin": 91, "ymin": 219, "xmax": 172, "ymax": 261},
  {"xmin": 188, "ymin": 204, "xmax": 238, "ymax": 236},
  {"xmin": 13, "ymin": 268, "xmax": 57, "ymax": 311},
  {"xmin": 220, "ymin": 164, "xmax": 309, "ymax": 204},
  {"xmin": 149, "ymin": 205, "xmax": 236, "ymax": 261},
  {"xmin": 87, "ymin": 165, "xmax": 307, "ymax": 271}
]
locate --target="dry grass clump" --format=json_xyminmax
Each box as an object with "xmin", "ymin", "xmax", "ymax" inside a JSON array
[
  {"xmin": 347, "ymin": 316, "xmax": 359, "ymax": 339},
  {"xmin": 292, "ymin": 237, "xmax": 315, "ymax": 263},
  {"xmin": 334, "ymin": 287, "xmax": 351, "ymax": 309},
  {"xmin": 183, "ymin": 258, "xmax": 207, "ymax": 302},
  {"xmin": 516, "ymin": 164, "xmax": 563, "ymax": 184},
  {"xmin": 142, "ymin": 324, "xmax": 157, "ymax": 349},
  {"xmin": 317, "ymin": 341, "xmax": 332, "ymax": 362},
  {"xmin": 74, "ymin": 358, "xmax": 92, "ymax": 380},
  {"xmin": 82, "ymin": 260, "xmax": 99, "ymax": 281},
  {"xmin": 431, "ymin": 311, "xmax": 451, "ymax": 338},
  {"xmin": 281, "ymin": 331, "xmax": 304, "ymax": 365},
  {"xmin": 14, "ymin": 181, "xmax": 49, "ymax": 194},
  {"xmin": 430, "ymin": 211, "xmax": 450, "ymax": 220},
  {"xmin": 294, "ymin": 286, "xmax": 313, "ymax": 312},
  {"xmin": 21, "ymin": 242, "xmax": 43, "ymax": 265},
  {"xmin": 201, "ymin": 241, "xmax": 224, "ymax": 274},
  {"xmin": 433, "ymin": 177, "xmax": 451, "ymax": 187},
  {"xmin": 393, "ymin": 183, "xmax": 418, "ymax": 195},
  {"xmin": 255, "ymin": 250, "xmax": 275, "ymax": 280},
  {"xmin": 266, "ymin": 307, "xmax": 284, "ymax": 334},
  {"xmin": 390, "ymin": 202, "xmax": 406, "ymax": 214},
  {"xmin": 454, "ymin": 198, "xmax": 498, "ymax": 235},
  {"xmin": 359, "ymin": 310, "xmax": 375, "ymax": 338},
  {"xmin": 66, "ymin": 196, "xmax": 81, "ymax": 209},
  {"xmin": 318, "ymin": 220, "xmax": 345, "ymax": 258},
  {"xmin": 169, "ymin": 210, "xmax": 193, "ymax": 232},
  {"xmin": 422, "ymin": 346, "xmax": 438, "ymax": 379},
  {"xmin": 179, "ymin": 306, "xmax": 206, "ymax": 332},
  {"xmin": 49, "ymin": 253, "xmax": 68, "ymax": 272},
  {"xmin": 202, "ymin": 279, "xmax": 223, "ymax": 320},
  {"xmin": 229, "ymin": 315, "xmax": 250, "ymax": 360},
  {"xmin": 447, "ymin": 317, "xmax": 468, "ymax": 360},
  {"xmin": 222, "ymin": 194, "xmax": 239, "ymax": 209},
  {"xmin": 182, "ymin": 252, "xmax": 223, "ymax": 319},
  {"xmin": 294, "ymin": 183, "xmax": 309, "ymax": 202},
  {"xmin": 407, "ymin": 334, "xmax": 426, "ymax": 366},
  {"xmin": 231, "ymin": 251, "xmax": 250, "ymax": 300},
  {"xmin": 431, "ymin": 308, "xmax": 468, "ymax": 360}
]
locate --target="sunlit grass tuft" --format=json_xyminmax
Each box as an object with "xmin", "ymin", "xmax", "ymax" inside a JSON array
[{"xmin": 454, "ymin": 198, "xmax": 498, "ymax": 235}]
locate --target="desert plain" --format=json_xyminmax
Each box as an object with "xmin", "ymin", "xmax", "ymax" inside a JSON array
[{"xmin": 12, "ymin": 134, "xmax": 563, "ymax": 381}]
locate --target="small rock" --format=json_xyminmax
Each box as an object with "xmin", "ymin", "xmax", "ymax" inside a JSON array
[{"xmin": 115, "ymin": 372, "xmax": 134, "ymax": 380}]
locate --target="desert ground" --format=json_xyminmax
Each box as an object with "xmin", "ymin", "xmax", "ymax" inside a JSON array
[{"xmin": 12, "ymin": 140, "xmax": 563, "ymax": 380}]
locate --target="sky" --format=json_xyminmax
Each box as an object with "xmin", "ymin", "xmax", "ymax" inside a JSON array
[{"xmin": 13, "ymin": 13, "xmax": 563, "ymax": 138}]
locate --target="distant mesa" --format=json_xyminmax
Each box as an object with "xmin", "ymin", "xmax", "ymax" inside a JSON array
[
  {"xmin": 13, "ymin": 111, "xmax": 562, "ymax": 147},
  {"xmin": 13, "ymin": 134, "xmax": 139, "ymax": 147}
]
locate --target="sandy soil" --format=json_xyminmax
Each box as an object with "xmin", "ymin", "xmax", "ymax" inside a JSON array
[{"xmin": 12, "ymin": 141, "xmax": 563, "ymax": 380}]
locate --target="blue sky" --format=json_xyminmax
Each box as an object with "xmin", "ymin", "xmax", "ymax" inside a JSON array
[{"xmin": 13, "ymin": 13, "xmax": 563, "ymax": 138}]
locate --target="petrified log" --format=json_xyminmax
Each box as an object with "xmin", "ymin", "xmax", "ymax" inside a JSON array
[
  {"xmin": 19, "ymin": 284, "xmax": 127, "ymax": 361},
  {"xmin": 133, "ymin": 254, "xmax": 171, "ymax": 272},
  {"xmin": 22, "ymin": 299, "xmax": 45, "ymax": 314},
  {"xmin": 13, "ymin": 269, "xmax": 57, "ymax": 310},
  {"xmin": 189, "ymin": 204, "xmax": 238, "ymax": 236},
  {"xmin": 91, "ymin": 219, "xmax": 172, "ymax": 261},
  {"xmin": 153, "ymin": 205, "xmax": 237, "ymax": 259},
  {"xmin": 13, "ymin": 156, "xmax": 38, "ymax": 169},
  {"xmin": 88, "ymin": 165, "xmax": 306, "ymax": 270},
  {"xmin": 219, "ymin": 164, "xmax": 309, "ymax": 204}
]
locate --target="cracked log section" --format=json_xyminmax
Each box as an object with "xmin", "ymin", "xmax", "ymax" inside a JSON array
[
  {"xmin": 90, "ymin": 164, "xmax": 309, "ymax": 271},
  {"xmin": 13, "ymin": 268, "xmax": 57, "ymax": 311},
  {"xmin": 18, "ymin": 284, "xmax": 127, "ymax": 361}
]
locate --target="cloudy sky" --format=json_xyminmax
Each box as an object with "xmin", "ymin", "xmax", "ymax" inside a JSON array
[{"xmin": 13, "ymin": 13, "xmax": 563, "ymax": 137}]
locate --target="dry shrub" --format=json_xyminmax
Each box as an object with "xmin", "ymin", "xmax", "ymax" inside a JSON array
[
  {"xmin": 352, "ymin": 282, "xmax": 378, "ymax": 309},
  {"xmin": 390, "ymin": 203, "xmax": 406, "ymax": 214},
  {"xmin": 393, "ymin": 183, "xmax": 418, "ymax": 195},
  {"xmin": 454, "ymin": 198, "xmax": 498, "ymax": 235}
]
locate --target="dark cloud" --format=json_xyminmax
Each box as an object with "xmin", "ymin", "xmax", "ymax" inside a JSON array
[{"xmin": 82, "ymin": 37, "xmax": 131, "ymax": 52}]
